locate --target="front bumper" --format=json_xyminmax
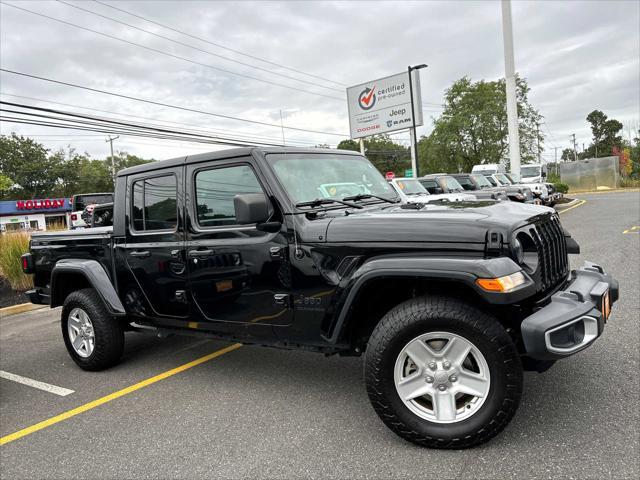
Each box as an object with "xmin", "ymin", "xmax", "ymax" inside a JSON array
[{"xmin": 521, "ymin": 262, "xmax": 619, "ymax": 360}]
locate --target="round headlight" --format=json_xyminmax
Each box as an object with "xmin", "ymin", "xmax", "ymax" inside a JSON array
[
  {"xmin": 515, "ymin": 232, "xmax": 539, "ymax": 272},
  {"xmin": 512, "ymin": 237, "xmax": 524, "ymax": 264}
]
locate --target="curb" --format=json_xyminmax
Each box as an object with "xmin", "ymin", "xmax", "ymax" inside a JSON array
[
  {"xmin": 0, "ymin": 303, "xmax": 46, "ymax": 318},
  {"xmin": 555, "ymin": 198, "xmax": 580, "ymax": 210},
  {"xmin": 569, "ymin": 188, "xmax": 640, "ymax": 195}
]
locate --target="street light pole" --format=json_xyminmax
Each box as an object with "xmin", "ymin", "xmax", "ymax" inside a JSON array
[
  {"xmin": 407, "ymin": 64, "xmax": 427, "ymax": 178},
  {"xmin": 501, "ymin": 0, "xmax": 521, "ymax": 176}
]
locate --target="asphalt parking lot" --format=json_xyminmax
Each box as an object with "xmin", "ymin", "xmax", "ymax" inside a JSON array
[{"xmin": 1, "ymin": 191, "xmax": 638, "ymax": 479}]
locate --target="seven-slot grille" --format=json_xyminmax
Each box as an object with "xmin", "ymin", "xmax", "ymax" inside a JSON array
[{"xmin": 528, "ymin": 215, "xmax": 569, "ymax": 291}]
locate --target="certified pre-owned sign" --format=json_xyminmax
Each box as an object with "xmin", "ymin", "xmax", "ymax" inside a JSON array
[{"xmin": 347, "ymin": 71, "xmax": 424, "ymax": 139}]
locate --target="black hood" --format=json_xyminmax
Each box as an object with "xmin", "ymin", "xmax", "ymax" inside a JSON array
[{"xmin": 323, "ymin": 201, "xmax": 555, "ymax": 244}]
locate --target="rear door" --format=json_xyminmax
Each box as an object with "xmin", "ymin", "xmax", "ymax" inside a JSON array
[{"xmin": 124, "ymin": 167, "xmax": 188, "ymax": 318}]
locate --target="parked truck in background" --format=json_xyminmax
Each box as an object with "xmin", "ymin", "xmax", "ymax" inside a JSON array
[{"xmin": 69, "ymin": 193, "xmax": 113, "ymax": 229}]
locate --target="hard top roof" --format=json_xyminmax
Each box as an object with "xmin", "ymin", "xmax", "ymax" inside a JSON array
[{"xmin": 117, "ymin": 147, "xmax": 355, "ymax": 177}]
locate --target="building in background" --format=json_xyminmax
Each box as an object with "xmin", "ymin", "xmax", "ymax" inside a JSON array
[{"xmin": 0, "ymin": 198, "xmax": 71, "ymax": 232}]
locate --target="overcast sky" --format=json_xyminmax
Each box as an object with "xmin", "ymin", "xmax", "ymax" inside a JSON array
[{"xmin": 1, "ymin": 0, "xmax": 638, "ymax": 163}]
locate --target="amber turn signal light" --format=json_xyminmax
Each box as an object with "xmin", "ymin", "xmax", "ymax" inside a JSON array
[{"xmin": 476, "ymin": 272, "xmax": 526, "ymax": 293}]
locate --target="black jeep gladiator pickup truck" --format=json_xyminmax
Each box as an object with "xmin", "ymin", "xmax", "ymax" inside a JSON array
[{"xmin": 21, "ymin": 147, "xmax": 618, "ymax": 449}]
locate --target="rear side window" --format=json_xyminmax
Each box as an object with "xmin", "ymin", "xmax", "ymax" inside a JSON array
[
  {"xmin": 131, "ymin": 175, "xmax": 177, "ymax": 231},
  {"xmin": 195, "ymin": 164, "xmax": 263, "ymax": 227},
  {"xmin": 419, "ymin": 179, "xmax": 438, "ymax": 194}
]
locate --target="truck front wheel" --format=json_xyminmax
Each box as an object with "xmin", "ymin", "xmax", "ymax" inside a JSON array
[
  {"xmin": 61, "ymin": 288, "xmax": 124, "ymax": 371},
  {"xmin": 364, "ymin": 295, "xmax": 522, "ymax": 448}
]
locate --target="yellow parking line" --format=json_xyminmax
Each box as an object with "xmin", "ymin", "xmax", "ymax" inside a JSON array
[
  {"xmin": 558, "ymin": 199, "xmax": 586, "ymax": 214},
  {"xmin": 0, "ymin": 343, "xmax": 242, "ymax": 447},
  {"xmin": 623, "ymin": 226, "xmax": 640, "ymax": 234}
]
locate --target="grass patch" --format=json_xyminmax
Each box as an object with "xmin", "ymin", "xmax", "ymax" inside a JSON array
[{"xmin": 0, "ymin": 232, "xmax": 33, "ymax": 291}]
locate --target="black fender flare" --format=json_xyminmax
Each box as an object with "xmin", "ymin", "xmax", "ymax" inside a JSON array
[
  {"xmin": 326, "ymin": 256, "xmax": 535, "ymax": 344},
  {"xmin": 51, "ymin": 259, "xmax": 126, "ymax": 316}
]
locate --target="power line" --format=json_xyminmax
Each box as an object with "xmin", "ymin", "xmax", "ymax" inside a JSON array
[
  {"xmin": 0, "ymin": 92, "xmax": 323, "ymax": 146},
  {"xmin": 92, "ymin": 0, "xmax": 347, "ymax": 88},
  {"xmin": 55, "ymin": 0, "xmax": 344, "ymax": 94},
  {"xmin": 1, "ymin": 102, "xmax": 292, "ymax": 147},
  {"xmin": 0, "ymin": 1, "xmax": 343, "ymax": 102},
  {"xmin": 0, "ymin": 69, "xmax": 350, "ymax": 137}
]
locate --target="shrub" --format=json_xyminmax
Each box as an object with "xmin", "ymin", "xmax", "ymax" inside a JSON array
[
  {"xmin": 620, "ymin": 177, "xmax": 640, "ymax": 188},
  {"xmin": 554, "ymin": 182, "xmax": 569, "ymax": 194},
  {"xmin": 0, "ymin": 232, "xmax": 33, "ymax": 291}
]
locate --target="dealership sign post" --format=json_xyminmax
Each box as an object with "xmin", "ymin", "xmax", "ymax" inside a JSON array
[{"xmin": 347, "ymin": 70, "xmax": 424, "ymax": 176}]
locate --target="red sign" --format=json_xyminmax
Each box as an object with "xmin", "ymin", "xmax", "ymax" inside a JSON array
[
  {"xmin": 16, "ymin": 199, "xmax": 65, "ymax": 210},
  {"xmin": 385, "ymin": 172, "xmax": 395, "ymax": 180}
]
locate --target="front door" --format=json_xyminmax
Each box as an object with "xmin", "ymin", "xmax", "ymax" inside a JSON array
[
  {"xmin": 124, "ymin": 167, "xmax": 188, "ymax": 318},
  {"xmin": 185, "ymin": 158, "xmax": 292, "ymax": 328}
]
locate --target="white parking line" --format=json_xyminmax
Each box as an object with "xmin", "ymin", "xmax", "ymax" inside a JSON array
[{"xmin": 0, "ymin": 370, "xmax": 75, "ymax": 397}]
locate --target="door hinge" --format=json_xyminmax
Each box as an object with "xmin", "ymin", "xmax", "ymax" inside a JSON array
[{"xmin": 274, "ymin": 293, "xmax": 291, "ymax": 308}]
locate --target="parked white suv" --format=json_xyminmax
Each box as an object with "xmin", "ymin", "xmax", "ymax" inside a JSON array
[{"xmin": 389, "ymin": 178, "xmax": 476, "ymax": 203}]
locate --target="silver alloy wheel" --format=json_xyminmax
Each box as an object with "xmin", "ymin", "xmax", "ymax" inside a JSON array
[
  {"xmin": 394, "ymin": 331, "xmax": 490, "ymax": 424},
  {"xmin": 67, "ymin": 307, "xmax": 95, "ymax": 358}
]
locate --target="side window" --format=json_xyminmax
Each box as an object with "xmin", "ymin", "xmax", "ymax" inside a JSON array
[
  {"xmin": 131, "ymin": 175, "xmax": 177, "ymax": 231},
  {"xmin": 195, "ymin": 164, "xmax": 263, "ymax": 227}
]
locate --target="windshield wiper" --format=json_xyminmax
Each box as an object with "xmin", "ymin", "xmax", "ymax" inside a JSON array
[
  {"xmin": 295, "ymin": 198, "xmax": 363, "ymax": 209},
  {"xmin": 342, "ymin": 193, "xmax": 399, "ymax": 204}
]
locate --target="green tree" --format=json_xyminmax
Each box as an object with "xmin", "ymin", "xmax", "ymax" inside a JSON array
[
  {"xmin": 561, "ymin": 148, "xmax": 576, "ymax": 162},
  {"xmin": 0, "ymin": 173, "xmax": 14, "ymax": 199},
  {"xmin": 337, "ymin": 136, "xmax": 409, "ymax": 174},
  {"xmin": 336, "ymin": 139, "xmax": 359, "ymax": 151},
  {"xmin": 581, "ymin": 110, "xmax": 623, "ymax": 158},
  {"xmin": 0, "ymin": 134, "xmax": 60, "ymax": 199},
  {"xmin": 418, "ymin": 76, "xmax": 543, "ymax": 174}
]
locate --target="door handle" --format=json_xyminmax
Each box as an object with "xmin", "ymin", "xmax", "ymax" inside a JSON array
[
  {"xmin": 188, "ymin": 249, "xmax": 214, "ymax": 258},
  {"xmin": 129, "ymin": 250, "xmax": 150, "ymax": 258}
]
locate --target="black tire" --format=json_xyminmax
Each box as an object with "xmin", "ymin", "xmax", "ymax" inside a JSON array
[
  {"xmin": 364, "ymin": 295, "xmax": 522, "ymax": 449},
  {"xmin": 61, "ymin": 288, "xmax": 124, "ymax": 371}
]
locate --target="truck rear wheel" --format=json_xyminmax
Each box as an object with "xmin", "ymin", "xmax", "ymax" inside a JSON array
[
  {"xmin": 61, "ymin": 288, "xmax": 124, "ymax": 371},
  {"xmin": 364, "ymin": 295, "xmax": 522, "ymax": 448}
]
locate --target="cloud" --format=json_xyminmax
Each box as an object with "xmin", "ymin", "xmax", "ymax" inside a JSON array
[{"xmin": 1, "ymin": 0, "xmax": 638, "ymax": 159}]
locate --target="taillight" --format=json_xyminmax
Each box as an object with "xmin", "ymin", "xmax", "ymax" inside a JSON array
[
  {"xmin": 71, "ymin": 213, "xmax": 78, "ymax": 221},
  {"xmin": 21, "ymin": 253, "xmax": 34, "ymax": 274}
]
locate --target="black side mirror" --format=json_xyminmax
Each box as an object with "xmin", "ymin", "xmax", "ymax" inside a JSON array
[
  {"xmin": 542, "ymin": 171, "xmax": 547, "ymax": 178},
  {"xmin": 234, "ymin": 193, "xmax": 273, "ymax": 225}
]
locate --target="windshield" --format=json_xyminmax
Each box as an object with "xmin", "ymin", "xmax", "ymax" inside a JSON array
[
  {"xmin": 266, "ymin": 153, "xmax": 397, "ymax": 205},
  {"xmin": 494, "ymin": 173, "xmax": 512, "ymax": 186},
  {"xmin": 73, "ymin": 194, "xmax": 113, "ymax": 211},
  {"xmin": 471, "ymin": 174, "xmax": 492, "ymax": 188},
  {"xmin": 395, "ymin": 179, "xmax": 428, "ymax": 195},
  {"xmin": 520, "ymin": 166, "xmax": 540, "ymax": 177},
  {"xmin": 455, "ymin": 176, "xmax": 476, "ymax": 191},
  {"xmin": 442, "ymin": 176, "xmax": 464, "ymax": 192}
]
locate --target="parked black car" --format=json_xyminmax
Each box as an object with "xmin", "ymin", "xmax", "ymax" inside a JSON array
[
  {"xmin": 451, "ymin": 173, "xmax": 509, "ymax": 201},
  {"xmin": 21, "ymin": 147, "xmax": 618, "ymax": 449}
]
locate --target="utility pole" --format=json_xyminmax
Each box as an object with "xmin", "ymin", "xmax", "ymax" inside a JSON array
[
  {"xmin": 501, "ymin": 0, "xmax": 521, "ymax": 176},
  {"xmin": 105, "ymin": 135, "xmax": 119, "ymax": 182},
  {"xmin": 554, "ymin": 146, "xmax": 558, "ymax": 175},
  {"xmin": 570, "ymin": 133, "xmax": 577, "ymax": 161},
  {"xmin": 279, "ymin": 110, "xmax": 286, "ymax": 146},
  {"xmin": 536, "ymin": 122, "xmax": 541, "ymax": 163}
]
